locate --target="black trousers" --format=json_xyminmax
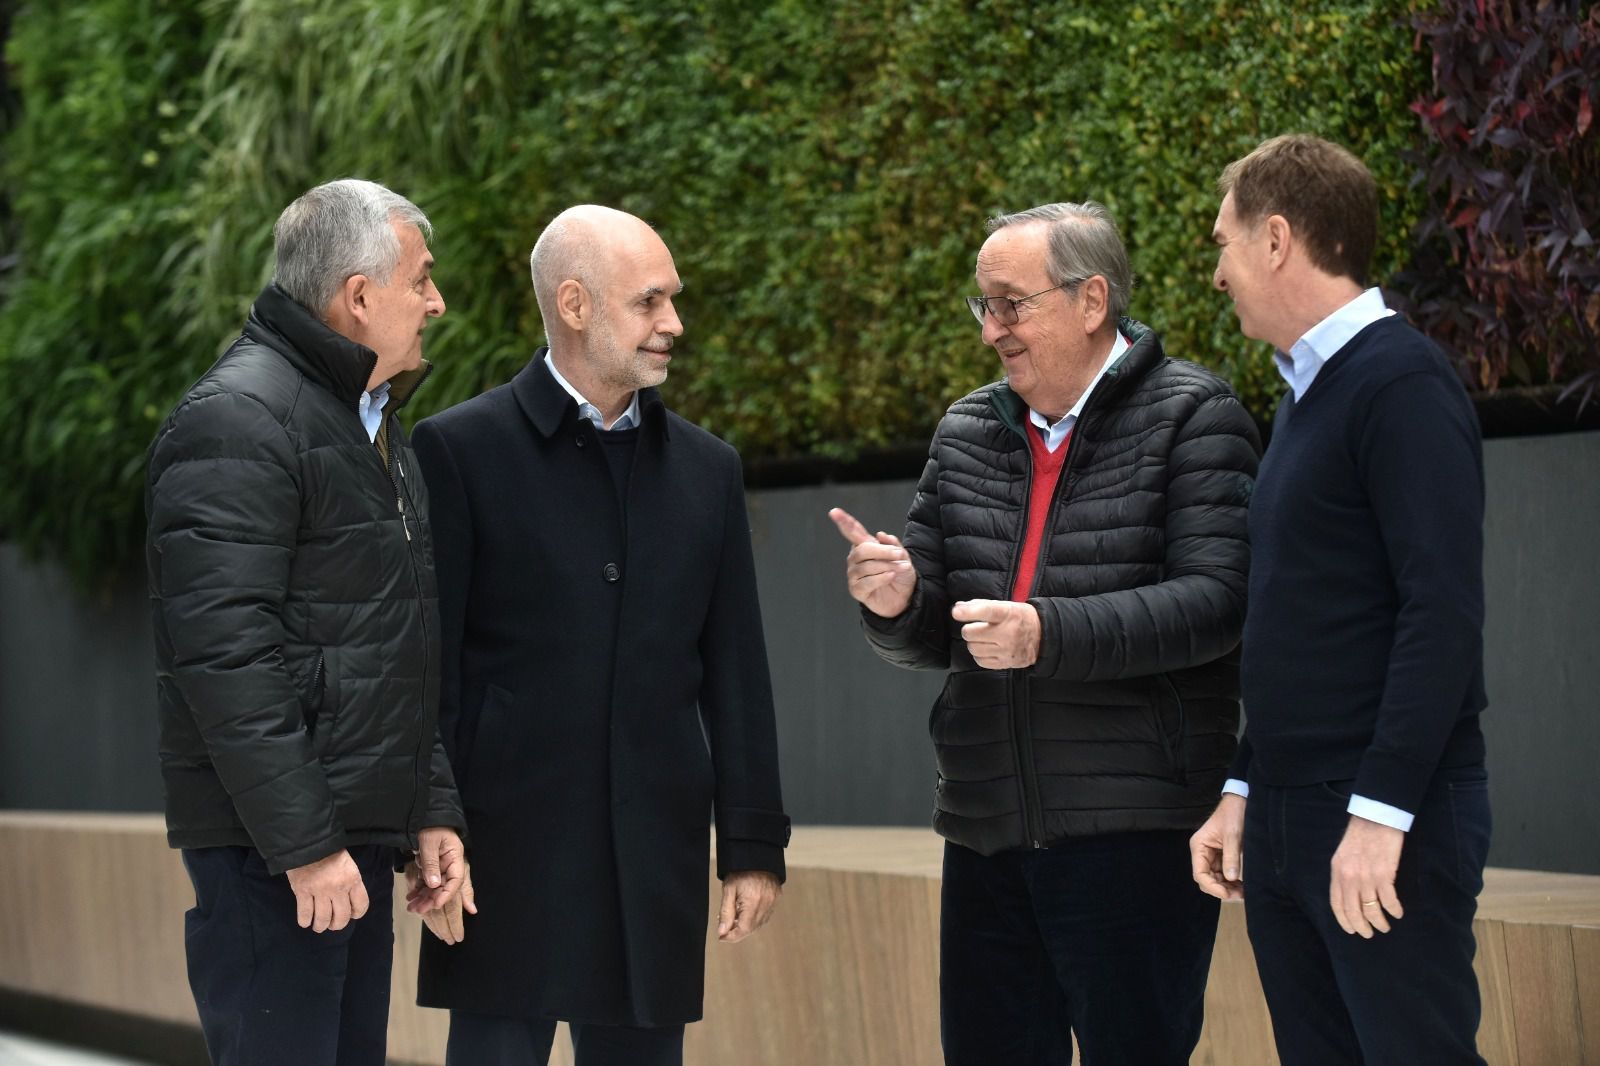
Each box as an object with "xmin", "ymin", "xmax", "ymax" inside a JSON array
[
  {"xmin": 939, "ymin": 830, "xmax": 1220, "ymax": 1065},
  {"xmin": 446, "ymin": 1011, "xmax": 684, "ymax": 1066},
  {"xmin": 1243, "ymin": 768, "xmax": 1491, "ymax": 1065},
  {"xmin": 181, "ymin": 844, "xmax": 397, "ymax": 1066}
]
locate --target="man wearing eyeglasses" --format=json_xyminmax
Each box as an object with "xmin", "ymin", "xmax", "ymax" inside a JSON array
[{"xmin": 829, "ymin": 202, "xmax": 1260, "ymax": 1064}]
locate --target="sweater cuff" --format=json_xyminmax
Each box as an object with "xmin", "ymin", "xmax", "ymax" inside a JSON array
[{"xmin": 1353, "ymin": 750, "xmax": 1434, "ymax": 816}]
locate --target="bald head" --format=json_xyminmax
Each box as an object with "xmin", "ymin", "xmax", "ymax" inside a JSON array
[
  {"xmin": 527, "ymin": 204, "xmax": 684, "ymax": 422},
  {"xmin": 530, "ymin": 205, "xmax": 664, "ymax": 335}
]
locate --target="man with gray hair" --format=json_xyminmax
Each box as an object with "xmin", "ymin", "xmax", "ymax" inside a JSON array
[
  {"xmin": 146, "ymin": 178, "xmax": 469, "ymax": 1066},
  {"xmin": 829, "ymin": 201, "xmax": 1260, "ymax": 1063}
]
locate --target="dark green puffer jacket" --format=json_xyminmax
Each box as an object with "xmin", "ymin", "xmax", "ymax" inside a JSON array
[
  {"xmin": 864, "ymin": 319, "xmax": 1260, "ymax": 855},
  {"xmin": 146, "ymin": 283, "xmax": 464, "ymax": 874}
]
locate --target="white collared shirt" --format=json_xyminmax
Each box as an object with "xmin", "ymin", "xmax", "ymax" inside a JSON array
[
  {"xmin": 1027, "ymin": 332, "xmax": 1130, "ymax": 452},
  {"xmin": 545, "ymin": 352, "xmax": 640, "ymax": 431},
  {"xmin": 1223, "ymin": 286, "xmax": 1414, "ymax": 833},
  {"xmin": 357, "ymin": 381, "xmax": 390, "ymax": 443},
  {"xmin": 1272, "ymin": 287, "xmax": 1395, "ymax": 401}
]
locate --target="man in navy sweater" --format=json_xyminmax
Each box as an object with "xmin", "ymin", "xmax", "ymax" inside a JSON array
[{"xmin": 1189, "ymin": 135, "xmax": 1490, "ymax": 1064}]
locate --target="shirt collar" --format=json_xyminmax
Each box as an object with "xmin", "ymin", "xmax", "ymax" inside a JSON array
[
  {"xmin": 544, "ymin": 351, "xmax": 640, "ymax": 431},
  {"xmin": 356, "ymin": 381, "xmax": 391, "ymax": 443},
  {"xmin": 1028, "ymin": 330, "xmax": 1128, "ymax": 448},
  {"xmin": 1275, "ymin": 287, "xmax": 1394, "ymax": 400}
]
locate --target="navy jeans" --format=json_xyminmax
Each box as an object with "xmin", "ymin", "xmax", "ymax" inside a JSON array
[
  {"xmin": 446, "ymin": 1011, "xmax": 684, "ymax": 1066},
  {"xmin": 181, "ymin": 844, "xmax": 397, "ymax": 1066},
  {"xmin": 1243, "ymin": 768, "xmax": 1491, "ymax": 1065},
  {"xmin": 940, "ymin": 830, "xmax": 1219, "ymax": 1065}
]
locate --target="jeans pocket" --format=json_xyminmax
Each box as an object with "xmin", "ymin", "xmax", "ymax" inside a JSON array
[
  {"xmin": 1315, "ymin": 779, "xmax": 1356, "ymax": 803},
  {"xmin": 1446, "ymin": 778, "xmax": 1491, "ymax": 893}
]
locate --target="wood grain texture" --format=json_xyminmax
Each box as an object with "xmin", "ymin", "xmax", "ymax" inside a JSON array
[
  {"xmin": 1502, "ymin": 922, "xmax": 1584, "ymax": 1066},
  {"xmin": 1475, "ymin": 919, "xmax": 1520, "ymax": 1066},
  {"xmin": 4, "ymin": 816, "xmax": 1598, "ymax": 1065},
  {"xmin": 1574, "ymin": 925, "xmax": 1600, "ymax": 1063}
]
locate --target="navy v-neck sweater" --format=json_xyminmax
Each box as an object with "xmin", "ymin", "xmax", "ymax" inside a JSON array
[{"xmin": 1232, "ymin": 315, "xmax": 1487, "ymax": 815}]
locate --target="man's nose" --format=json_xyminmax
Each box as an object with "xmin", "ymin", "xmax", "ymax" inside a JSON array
[
  {"xmin": 980, "ymin": 310, "xmax": 1009, "ymax": 347},
  {"xmin": 1211, "ymin": 267, "xmax": 1226, "ymax": 293},
  {"xmin": 661, "ymin": 300, "xmax": 683, "ymax": 337},
  {"xmin": 428, "ymin": 281, "xmax": 446, "ymax": 317}
]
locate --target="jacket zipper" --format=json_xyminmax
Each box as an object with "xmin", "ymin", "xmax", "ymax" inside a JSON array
[
  {"xmin": 377, "ymin": 414, "xmax": 430, "ymax": 841},
  {"xmin": 1004, "ymin": 406, "xmax": 1093, "ymax": 849}
]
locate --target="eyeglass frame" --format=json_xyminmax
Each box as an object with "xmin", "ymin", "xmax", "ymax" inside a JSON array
[{"xmin": 964, "ymin": 277, "xmax": 1090, "ymax": 326}]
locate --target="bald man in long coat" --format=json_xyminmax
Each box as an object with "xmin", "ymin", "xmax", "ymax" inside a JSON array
[{"xmin": 411, "ymin": 206, "xmax": 788, "ymax": 1065}]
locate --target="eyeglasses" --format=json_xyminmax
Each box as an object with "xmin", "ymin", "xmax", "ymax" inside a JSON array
[{"xmin": 965, "ymin": 281, "xmax": 1081, "ymax": 326}]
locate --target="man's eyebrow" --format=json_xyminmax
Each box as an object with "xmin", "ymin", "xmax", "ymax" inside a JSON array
[
  {"xmin": 637, "ymin": 282, "xmax": 685, "ymax": 299},
  {"xmin": 417, "ymin": 256, "xmax": 435, "ymax": 278}
]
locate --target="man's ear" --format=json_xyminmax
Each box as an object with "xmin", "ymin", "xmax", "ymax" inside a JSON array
[
  {"xmin": 1080, "ymin": 275, "xmax": 1110, "ymax": 334},
  {"xmin": 1265, "ymin": 214, "xmax": 1293, "ymax": 271},
  {"xmin": 331, "ymin": 273, "xmax": 372, "ymax": 326},
  {"xmin": 556, "ymin": 279, "xmax": 590, "ymax": 332}
]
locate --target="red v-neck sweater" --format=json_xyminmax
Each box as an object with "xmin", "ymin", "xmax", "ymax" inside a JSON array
[{"xmin": 1009, "ymin": 424, "xmax": 1071, "ymax": 601}]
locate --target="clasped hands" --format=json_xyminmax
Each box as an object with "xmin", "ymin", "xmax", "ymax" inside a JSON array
[
  {"xmin": 403, "ymin": 825, "xmax": 476, "ymax": 945},
  {"xmin": 827, "ymin": 507, "xmax": 1040, "ymax": 668},
  {"xmin": 284, "ymin": 825, "xmax": 473, "ymax": 943}
]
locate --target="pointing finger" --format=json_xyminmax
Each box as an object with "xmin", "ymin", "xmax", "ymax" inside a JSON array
[{"xmin": 827, "ymin": 508, "xmax": 874, "ymax": 546}]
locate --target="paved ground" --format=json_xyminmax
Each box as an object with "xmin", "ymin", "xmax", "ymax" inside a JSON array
[{"xmin": 0, "ymin": 1033, "xmax": 154, "ymax": 1066}]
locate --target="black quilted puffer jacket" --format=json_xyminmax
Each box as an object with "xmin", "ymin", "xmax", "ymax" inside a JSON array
[
  {"xmin": 146, "ymin": 284, "xmax": 465, "ymax": 875},
  {"xmin": 864, "ymin": 319, "xmax": 1261, "ymax": 855}
]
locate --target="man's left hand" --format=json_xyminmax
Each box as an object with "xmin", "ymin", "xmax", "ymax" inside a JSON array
[
  {"xmin": 952, "ymin": 599, "xmax": 1041, "ymax": 670},
  {"xmin": 1330, "ymin": 815, "xmax": 1406, "ymax": 938},
  {"xmin": 408, "ymin": 826, "xmax": 467, "ymax": 913},
  {"xmin": 717, "ymin": 870, "xmax": 781, "ymax": 943}
]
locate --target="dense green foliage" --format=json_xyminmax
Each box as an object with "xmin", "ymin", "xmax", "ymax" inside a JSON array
[{"xmin": 1, "ymin": 0, "xmax": 1429, "ymax": 586}]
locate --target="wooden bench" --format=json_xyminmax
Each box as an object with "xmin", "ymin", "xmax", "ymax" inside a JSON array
[{"xmin": 1, "ymin": 815, "xmax": 1595, "ymax": 1064}]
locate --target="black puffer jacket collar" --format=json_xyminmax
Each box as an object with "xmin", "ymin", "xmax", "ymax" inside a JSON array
[{"xmin": 244, "ymin": 284, "xmax": 431, "ymax": 412}]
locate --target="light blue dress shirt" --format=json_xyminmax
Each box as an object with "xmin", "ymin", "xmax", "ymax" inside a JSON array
[
  {"xmin": 1221, "ymin": 288, "xmax": 1415, "ymax": 833},
  {"xmin": 545, "ymin": 352, "xmax": 640, "ymax": 431},
  {"xmin": 357, "ymin": 381, "xmax": 390, "ymax": 443},
  {"xmin": 1027, "ymin": 332, "xmax": 1129, "ymax": 452}
]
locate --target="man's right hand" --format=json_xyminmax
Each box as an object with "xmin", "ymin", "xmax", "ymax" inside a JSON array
[
  {"xmin": 828, "ymin": 507, "xmax": 916, "ymax": 619},
  {"xmin": 1189, "ymin": 794, "xmax": 1247, "ymax": 901},
  {"xmin": 285, "ymin": 849, "xmax": 368, "ymax": 933}
]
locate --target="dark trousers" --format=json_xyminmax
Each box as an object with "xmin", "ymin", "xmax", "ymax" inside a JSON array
[
  {"xmin": 446, "ymin": 1011, "xmax": 685, "ymax": 1066},
  {"xmin": 940, "ymin": 830, "xmax": 1219, "ymax": 1065},
  {"xmin": 1243, "ymin": 768, "xmax": 1491, "ymax": 1065},
  {"xmin": 181, "ymin": 844, "xmax": 397, "ymax": 1066}
]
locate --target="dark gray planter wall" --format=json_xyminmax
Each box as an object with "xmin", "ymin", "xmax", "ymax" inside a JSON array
[
  {"xmin": 0, "ymin": 546, "xmax": 163, "ymax": 811},
  {"xmin": 2, "ymin": 432, "xmax": 1597, "ymax": 872},
  {"xmin": 1476, "ymin": 432, "xmax": 1600, "ymax": 874}
]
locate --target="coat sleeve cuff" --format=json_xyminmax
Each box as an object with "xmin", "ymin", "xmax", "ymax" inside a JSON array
[
  {"xmin": 715, "ymin": 806, "xmax": 792, "ymax": 848},
  {"xmin": 262, "ymin": 832, "xmax": 347, "ymax": 877},
  {"xmin": 716, "ymin": 839, "xmax": 787, "ymax": 884},
  {"xmin": 714, "ymin": 807, "xmax": 790, "ymax": 882}
]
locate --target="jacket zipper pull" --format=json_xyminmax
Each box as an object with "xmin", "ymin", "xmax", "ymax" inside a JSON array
[{"xmin": 397, "ymin": 494, "xmax": 411, "ymax": 541}]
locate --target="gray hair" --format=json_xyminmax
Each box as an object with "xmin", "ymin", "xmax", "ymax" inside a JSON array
[
  {"xmin": 272, "ymin": 179, "xmax": 432, "ymax": 316},
  {"xmin": 986, "ymin": 201, "xmax": 1132, "ymax": 320}
]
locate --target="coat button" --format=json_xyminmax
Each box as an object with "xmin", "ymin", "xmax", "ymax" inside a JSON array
[
  {"xmin": 603, "ymin": 562, "xmax": 621, "ymax": 582},
  {"xmin": 575, "ymin": 434, "xmax": 587, "ymax": 448}
]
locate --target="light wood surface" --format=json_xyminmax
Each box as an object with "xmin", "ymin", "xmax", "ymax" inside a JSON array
[{"xmin": 2, "ymin": 815, "xmax": 1597, "ymax": 1064}]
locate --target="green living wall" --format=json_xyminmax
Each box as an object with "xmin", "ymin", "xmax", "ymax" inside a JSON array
[{"xmin": 0, "ymin": 0, "xmax": 1429, "ymax": 587}]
